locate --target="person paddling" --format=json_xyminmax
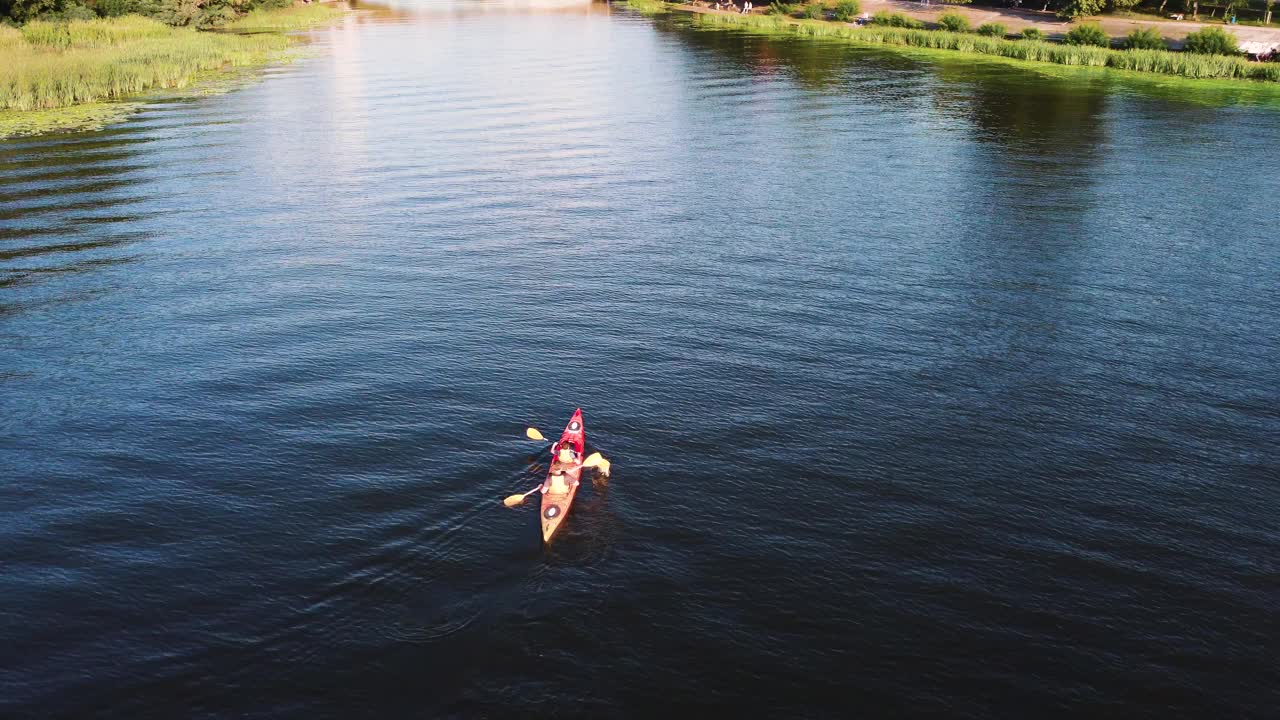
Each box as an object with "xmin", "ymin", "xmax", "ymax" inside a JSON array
[
  {"xmin": 555, "ymin": 441, "xmax": 580, "ymax": 466},
  {"xmin": 540, "ymin": 441, "xmax": 581, "ymax": 495},
  {"xmin": 542, "ymin": 468, "xmax": 579, "ymax": 495}
]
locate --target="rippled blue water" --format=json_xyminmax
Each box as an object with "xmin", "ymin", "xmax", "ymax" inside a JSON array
[{"xmin": 2, "ymin": 2, "xmax": 1278, "ymax": 717}]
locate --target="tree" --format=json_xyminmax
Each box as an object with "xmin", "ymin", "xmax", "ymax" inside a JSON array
[
  {"xmin": 156, "ymin": 0, "xmax": 200, "ymax": 25},
  {"xmin": 1056, "ymin": 0, "xmax": 1104, "ymax": 20},
  {"xmin": 1221, "ymin": 0, "xmax": 1247, "ymax": 19},
  {"xmin": 2, "ymin": 0, "xmax": 62, "ymax": 22}
]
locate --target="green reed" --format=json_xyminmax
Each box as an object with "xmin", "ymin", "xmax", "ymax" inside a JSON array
[
  {"xmin": 223, "ymin": 4, "xmax": 348, "ymax": 32},
  {"xmin": 620, "ymin": 0, "xmax": 672, "ymax": 15},
  {"xmin": 0, "ymin": 17, "xmax": 289, "ymax": 112},
  {"xmin": 693, "ymin": 13, "xmax": 1280, "ymax": 82}
]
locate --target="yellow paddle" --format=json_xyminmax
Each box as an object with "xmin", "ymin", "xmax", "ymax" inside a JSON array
[
  {"xmin": 527, "ymin": 427, "xmax": 610, "ymax": 474},
  {"xmin": 582, "ymin": 452, "xmax": 611, "ymax": 477},
  {"xmin": 504, "ymin": 429, "xmax": 611, "ymax": 507},
  {"xmin": 503, "ymin": 486, "xmax": 541, "ymax": 507}
]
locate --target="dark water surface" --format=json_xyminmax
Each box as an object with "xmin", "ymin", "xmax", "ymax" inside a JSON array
[{"xmin": 2, "ymin": 2, "xmax": 1278, "ymax": 717}]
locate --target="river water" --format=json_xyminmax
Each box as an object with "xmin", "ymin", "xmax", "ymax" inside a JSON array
[{"xmin": 2, "ymin": 2, "xmax": 1278, "ymax": 717}]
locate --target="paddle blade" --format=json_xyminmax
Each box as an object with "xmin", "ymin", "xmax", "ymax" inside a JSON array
[
  {"xmin": 582, "ymin": 452, "xmax": 611, "ymax": 476},
  {"xmin": 525, "ymin": 427, "xmax": 545, "ymax": 441},
  {"xmin": 503, "ymin": 493, "xmax": 527, "ymax": 507}
]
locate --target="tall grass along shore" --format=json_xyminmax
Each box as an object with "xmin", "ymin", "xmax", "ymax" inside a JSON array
[
  {"xmin": 224, "ymin": 3, "xmax": 346, "ymax": 31},
  {"xmin": 685, "ymin": 9, "xmax": 1280, "ymax": 83},
  {"xmin": 0, "ymin": 7, "xmax": 345, "ymax": 135}
]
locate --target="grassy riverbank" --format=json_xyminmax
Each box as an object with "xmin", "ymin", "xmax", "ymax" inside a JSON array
[
  {"xmin": 0, "ymin": 8, "xmax": 345, "ymax": 137},
  {"xmin": 621, "ymin": 0, "xmax": 672, "ymax": 15},
  {"xmin": 679, "ymin": 8, "xmax": 1280, "ymax": 83},
  {"xmin": 224, "ymin": 3, "xmax": 347, "ymax": 31}
]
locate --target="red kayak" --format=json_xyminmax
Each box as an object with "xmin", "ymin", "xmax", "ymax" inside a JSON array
[{"xmin": 540, "ymin": 408, "xmax": 585, "ymax": 543}]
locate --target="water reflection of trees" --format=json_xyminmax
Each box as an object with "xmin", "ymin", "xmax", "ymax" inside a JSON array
[
  {"xmin": 929, "ymin": 61, "xmax": 1113, "ymax": 224},
  {"xmin": 649, "ymin": 13, "xmax": 929, "ymax": 94}
]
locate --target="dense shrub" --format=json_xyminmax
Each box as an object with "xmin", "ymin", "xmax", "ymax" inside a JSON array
[
  {"xmin": 937, "ymin": 12, "xmax": 969, "ymax": 32},
  {"xmin": 802, "ymin": 2, "xmax": 825, "ymax": 19},
  {"xmin": 1064, "ymin": 22, "xmax": 1110, "ymax": 47},
  {"xmin": 976, "ymin": 22, "xmax": 1006, "ymax": 37},
  {"xmin": 870, "ymin": 10, "xmax": 924, "ymax": 28},
  {"xmin": 1124, "ymin": 27, "xmax": 1166, "ymax": 50},
  {"xmin": 833, "ymin": 0, "xmax": 860, "ymax": 21},
  {"xmin": 1182, "ymin": 26, "xmax": 1240, "ymax": 56},
  {"xmin": 1019, "ymin": 27, "xmax": 1044, "ymax": 40},
  {"xmin": 768, "ymin": 2, "xmax": 800, "ymax": 14}
]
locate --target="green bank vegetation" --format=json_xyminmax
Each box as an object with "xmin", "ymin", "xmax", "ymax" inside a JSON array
[
  {"xmin": 1053, "ymin": 0, "xmax": 1274, "ymax": 23},
  {"xmin": 1124, "ymin": 26, "xmax": 1168, "ymax": 48},
  {"xmin": 621, "ymin": 0, "xmax": 671, "ymax": 15},
  {"xmin": 690, "ymin": 11, "xmax": 1280, "ymax": 81},
  {"xmin": 224, "ymin": 2, "xmax": 343, "ymax": 30},
  {"xmin": 832, "ymin": 0, "xmax": 859, "ymax": 22},
  {"xmin": 1064, "ymin": 22, "xmax": 1111, "ymax": 46},
  {"xmin": 1183, "ymin": 24, "xmax": 1243, "ymax": 52},
  {"xmin": 0, "ymin": 0, "xmax": 341, "ymax": 29},
  {"xmin": 937, "ymin": 12, "xmax": 970, "ymax": 32},
  {"xmin": 0, "ymin": 7, "xmax": 344, "ymax": 135}
]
